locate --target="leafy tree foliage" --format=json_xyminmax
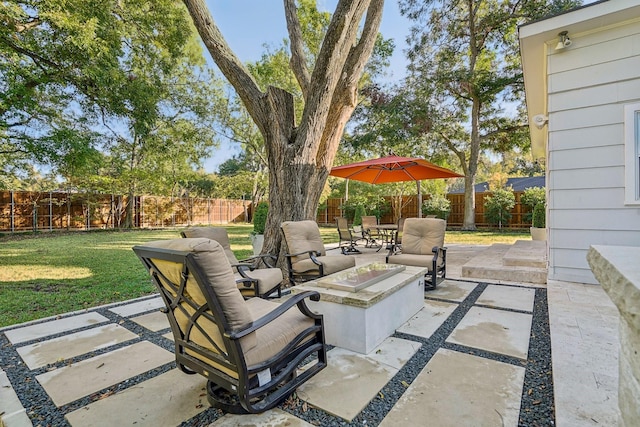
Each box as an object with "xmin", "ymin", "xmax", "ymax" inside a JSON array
[
  {"xmin": 399, "ymin": 0, "xmax": 579, "ymax": 230},
  {"xmin": 521, "ymin": 186, "xmax": 546, "ymax": 223},
  {"xmin": 1, "ymin": 1, "xmax": 191, "ymax": 169},
  {"xmin": 1, "ymin": 1, "xmax": 220, "ymax": 227},
  {"xmin": 484, "ymin": 187, "xmax": 516, "ymax": 229}
]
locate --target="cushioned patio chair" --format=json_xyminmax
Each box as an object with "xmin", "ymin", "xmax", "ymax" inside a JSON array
[
  {"xmin": 132, "ymin": 238, "xmax": 326, "ymax": 414},
  {"xmin": 361, "ymin": 215, "xmax": 381, "ymax": 248},
  {"xmin": 336, "ymin": 217, "xmax": 361, "ymax": 254},
  {"xmin": 281, "ymin": 220, "xmax": 355, "ymax": 284},
  {"xmin": 386, "ymin": 218, "xmax": 447, "ymax": 290},
  {"xmin": 181, "ymin": 227, "xmax": 283, "ymax": 299}
]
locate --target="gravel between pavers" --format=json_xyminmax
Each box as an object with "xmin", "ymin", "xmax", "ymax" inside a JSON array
[{"xmin": 0, "ymin": 281, "xmax": 553, "ymax": 427}]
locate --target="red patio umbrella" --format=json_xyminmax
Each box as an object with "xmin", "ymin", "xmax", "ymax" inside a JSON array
[
  {"xmin": 330, "ymin": 154, "xmax": 463, "ymax": 183},
  {"xmin": 329, "ymin": 154, "xmax": 463, "ymax": 217}
]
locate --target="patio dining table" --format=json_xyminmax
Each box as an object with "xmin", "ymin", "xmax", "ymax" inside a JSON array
[{"xmin": 371, "ymin": 224, "xmax": 397, "ymax": 252}]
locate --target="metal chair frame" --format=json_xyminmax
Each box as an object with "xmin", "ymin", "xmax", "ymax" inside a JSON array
[{"xmin": 133, "ymin": 244, "xmax": 327, "ymax": 414}]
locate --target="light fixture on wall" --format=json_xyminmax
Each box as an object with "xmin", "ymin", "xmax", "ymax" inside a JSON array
[{"xmin": 555, "ymin": 31, "xmax": 572, "ymax": 50}]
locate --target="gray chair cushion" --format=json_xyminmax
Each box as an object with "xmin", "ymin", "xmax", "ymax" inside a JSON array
[
  {"xmin": 243, "ymin": 298, "xmax": 314, "ymax": 367},
  {"xmin": 402, "ymin": 218, "xmax": 445, "ymax": 251},
  {"xmin": 183, "ymin": 226, "xmax": 282, "ymax": 296},
  {"xmin": 239, "ymin": 268, "xmax": 283, "ymax": 295},
  {"xmin": 281, "ymin": 220, "xmax": 327, "ymax": 262},
  {"xmin": 182, "ymin": 227, "xmax": 239, "ymax": 264},
  {"xmin": 142, "ymin": 238, "xmax": 252, "ymax": 334}
]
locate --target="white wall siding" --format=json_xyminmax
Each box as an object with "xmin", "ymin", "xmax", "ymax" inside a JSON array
[
  {"xmin": 549, "ymin": 145, "xmax": 623, "ymax": 170},
  {"xmin": 548, "ymin": 124, "xmax": 622, "ymax": 151},
  {"xmin": 550, "ymin": 166, "xmax": 624, "ymax": 190},
  {"xmin": 547, "ymin": 19, "xmax": 640, "ymax": 283},
  {"xmin": 551, "ymin": 208, "xmax": 640, "ymax": 231}
]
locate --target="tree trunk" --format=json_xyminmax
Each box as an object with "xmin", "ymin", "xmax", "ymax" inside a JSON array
[
  {"xmin": 182, "ymin": 0, "xmax": 383, "ymax": 266},
  {"xmin": 462, "ymin": 174, "xmax": 476, "ymax": 230},
  {"xmin": 462, "ymin": 94, "xmax": 481, "ymax": 230},
  {"xmin": 123, "ymin": 188, "xmax": 135, "ymax": 228}
]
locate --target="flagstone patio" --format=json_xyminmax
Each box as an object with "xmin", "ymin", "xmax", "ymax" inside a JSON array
[{"xmin": 0, "ymin": 243, "xmax": 621, "ymax": 427}]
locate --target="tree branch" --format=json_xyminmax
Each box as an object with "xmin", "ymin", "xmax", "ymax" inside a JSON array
[
  {"xmin": 480, "ymin": 124, "xmax": 527, "ymax": 140},
  {"xmin": 284, "ymin": 0, "xmax": 311, "ymax": 99},
  {"xmin": 298, "ymin": 0, "xmax": 371, "ymax": 150},
  {"xmin": 182, "ymin": 0, "xmax": 267, "ymax": 133}
]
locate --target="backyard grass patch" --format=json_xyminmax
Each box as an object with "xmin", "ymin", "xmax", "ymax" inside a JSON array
[{"xmin": 0, "ymin": 225, "xmax": 530, "ymax": 327}]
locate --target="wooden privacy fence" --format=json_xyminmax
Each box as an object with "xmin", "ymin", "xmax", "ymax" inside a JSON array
[
  {"xmin": 0, "ymin": 191, "xmax": 248, "ymax": 232},
  {"xmin": 316, "ymin": 191, "xmax": 533, "ymax": 229},
  {"xmin": 1, "ymin": 190, "xmax": 533, "ymax": 233}
]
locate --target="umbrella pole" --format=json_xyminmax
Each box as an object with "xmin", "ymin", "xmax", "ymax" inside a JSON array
[
  {"xmin": 417, "ymin": 180, "xmax": 422, "ymax": 218},
  {"xmin": 345, "ymin": 179, "xmax": 349, "ymax": 201}
]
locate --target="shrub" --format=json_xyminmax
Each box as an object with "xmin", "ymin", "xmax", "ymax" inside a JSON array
[
  {"xmin": 532, "ymin": 203, "xmax": 546, "ymax": 228},
  {"xmin": 484, "ymin": 188, "xmax": 515, "ymax": 229},
  {"xmin": 521, "ymin": 186, "xmax": 546, "ymax": 224},
  {"xmin": 353, "ymin": 205, "xmax": 366, "ymax": 226},
  {"xmin": 252, "ymin": 201, "xmax": 269, "ymax": 234},
  {"xmin": 422, "ymin": 195, "xmax": 451, "ymax": 220}
]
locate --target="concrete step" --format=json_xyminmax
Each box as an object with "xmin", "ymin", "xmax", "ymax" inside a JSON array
[
  {"xmin": 503, "ymin": 240, "xmax": 547, "ymax": 268},
  {"xmin": 461, "ymin": 243, "xmax": 547, "ymax": 284}
]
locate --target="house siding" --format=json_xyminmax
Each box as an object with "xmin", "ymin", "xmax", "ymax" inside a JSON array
[{"xmin": 547, "ymin": 19, "xmax": 640, "ymax": 284}]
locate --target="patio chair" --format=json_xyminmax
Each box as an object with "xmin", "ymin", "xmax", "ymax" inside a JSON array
[
  {"xmin": 361, "ymin": 215, "xmax": 382, "ymax": 248},
  {"xmin": 386, "ymin": 218, "xmax": 447, "ymax": 290},
  {"xmin": 336, "ymin": 217, "xmax": 361, "ymax": 254},
  {"xmin": 391, "ymin": 217, "xmax": 406, "ymax": 254},
  {"xmin": 281, "ymin": 220, "xmax": 356, "ymax": 284},
  {"xmin": 181, "ymin": 227, "xmax": 283, "ymax": 299},
  {"xmin": 132, "ymin": 238, "xmax": 327, "ymax": 414}
]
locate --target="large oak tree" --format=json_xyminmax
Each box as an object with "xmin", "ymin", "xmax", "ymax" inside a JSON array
[{"xmin": 183, "ymin": 0, "xmax": 384, "ymax": 257}]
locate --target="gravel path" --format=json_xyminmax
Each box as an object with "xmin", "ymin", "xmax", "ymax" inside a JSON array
[{"xmin": 0, "ymin": 281, "xmax": 553, "ymax": 427}]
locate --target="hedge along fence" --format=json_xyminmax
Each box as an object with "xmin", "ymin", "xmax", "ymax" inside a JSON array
[
  {"xmin": 0, "ymin": 191, "xmax": 249, "ymax": 233},
  {"xmin": 316, "ymin": 191, "xmax": 534, "ymax": 229}
]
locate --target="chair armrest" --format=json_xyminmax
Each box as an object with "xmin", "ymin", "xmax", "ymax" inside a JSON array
[
  {"xmin": 227, "ymin": 291, "xmax": 321, "ymax": 339},
  {"xmin": 431, "ymin": 246, "xmax": 447, "ymax": 261},
  {"xmin": 239, "ymin": 254, "xmax": 278, "ymax": 268},
  {"xmin": 236, "ymin": 276, "xmax": 257, "ymax": 288},
  {"xmin": 284, "ymin": 250, "xmax": 322, "ymax": 266}
]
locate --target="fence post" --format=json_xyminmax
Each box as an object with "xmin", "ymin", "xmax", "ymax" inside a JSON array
[
  {"xmin": 10, "ymin": 190, "xmax": 14, "ymax": 233},
  {"xmin": 49, "ymin": 192, "xmax": 53, "ymax": 231},
  {"xmin": 207, "ymin": 198, "xmax": 211, "ymax": 225},
  {"xmin": 32, "ymin": 202, "xmax": 37, "ymax": 233}
]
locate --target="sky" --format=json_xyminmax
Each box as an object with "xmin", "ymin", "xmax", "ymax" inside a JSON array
[{"xmin": 201, "ymin": 1, "xmax": 413, "ymax": 172}]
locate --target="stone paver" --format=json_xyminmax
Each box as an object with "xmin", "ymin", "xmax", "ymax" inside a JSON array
[
  {"xmin": 426, "ymin": 279, "xmax": 477, "ymax": 302},
  {"xmin": 462, "ymin": 243, "xmax": 547, "ymax": 285},
  {"xmin": 17, "ymin": 323, "xmax": 138, "ymax": 369},
  {"xmin": 379, "ymin": 348, "xmax": 525, "ymax": 427},
  {"xmin": 36, "ymin": 341, "xmax": 173, "ymax": 406},
  {"xmin": 130, "ymin": 310, "xmax": 170, "ymax": 331},
  {"xmin": 547, "ymin": 280, "xmax": 620, "ymax": 426},
  {"xmin": 209, "ymin": 409, "xmax": 315, "ymax": 427},
  {"xmin": 296, "ymin": 337, "xmax": 420, "ymax": 422},
  {"xmin": 65, "ymin": 368, "xmax": 207, "ymax": 427},
  {"xmin": 4, "ymin": 312, "xmax": 109, "ymax": 344},
  {"xmin": 397, "ymin": 299, "xmax": 458, "ymax": 339},
  {"xmin": 108, "ymin": 297, "xmax": 164, "ymax": 317},
  {"xmin": 0, "ymin": 244, "xmax": 622, "ymax": 427},
  {"xmin": 0, "ymin": 370, "xmax": 32, "ymax": 427},
  {"xmin": 475, "ymin": 284, "xmax": 536, "ymax": 312},
  {"xmin": 447, "ymin": 306, "xmax": 532, "ymax": 360}
]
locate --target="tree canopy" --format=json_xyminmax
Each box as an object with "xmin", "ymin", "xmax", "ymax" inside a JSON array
[{"xmin": 399, "ymin": 0, "xmax": 579, "ymax": 229}]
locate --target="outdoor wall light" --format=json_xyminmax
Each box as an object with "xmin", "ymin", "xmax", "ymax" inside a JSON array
[{"xmin": 555, "ymin": 31, "xmax": 572, "ymax": 50}]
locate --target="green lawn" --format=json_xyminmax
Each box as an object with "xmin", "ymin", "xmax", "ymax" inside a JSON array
[{"xmin": 0, "ymin": 225, "xmax": 530, "ymax": 327}]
